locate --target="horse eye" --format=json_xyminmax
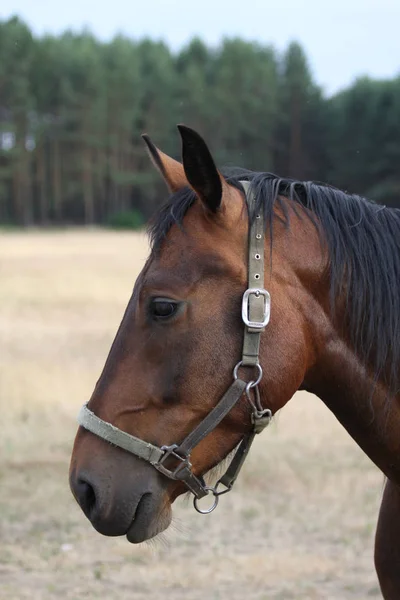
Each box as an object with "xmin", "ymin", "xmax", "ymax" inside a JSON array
[{"xmin": 149, "ymin": 298, "xmax": 179, "ymax": 320}]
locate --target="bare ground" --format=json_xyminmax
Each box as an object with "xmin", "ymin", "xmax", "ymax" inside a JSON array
[{"xmin": 0, "ymin": 230, "xmax": 383, "ymax": 599}]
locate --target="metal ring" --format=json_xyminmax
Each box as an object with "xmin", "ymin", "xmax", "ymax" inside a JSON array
[
  {"xmin": 233, "ymin": 361, "xmax": 263, "ymax": 386},
  {"xmin": 193, "ymin": 488, "xmax": 219, "ymax": 514}
]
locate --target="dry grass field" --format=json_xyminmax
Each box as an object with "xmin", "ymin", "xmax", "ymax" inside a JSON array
[{"xmin": 0, "ymin": 229, "xmax": 384, "ymax": 599}]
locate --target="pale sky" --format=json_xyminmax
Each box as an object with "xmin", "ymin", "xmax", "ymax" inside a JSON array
[{"xmin": 1, "ymin": 0, "xmax": 400, "ymax": 95}]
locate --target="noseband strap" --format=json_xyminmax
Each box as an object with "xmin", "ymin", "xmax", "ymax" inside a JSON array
[
  {"xmin": 77, "ymin": 181, "xmax": 272, "ymax": 512},
  {"xmin": 77, "ymin": 403, "xmax": 164, "ymax": 464}
]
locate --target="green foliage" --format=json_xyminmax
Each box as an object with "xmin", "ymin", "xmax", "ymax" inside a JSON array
[
  {"xmin": 0, "ymin": 16, "xmax": 399, "ymax": 226},
  {"xmin": 328, "ymin": 76, "xmax": 400, "ymax": 203},
  {"xmin": 105, "ymin": 209, "xmax": 145, "ymax": 230},
  {"xmin": 274, "ymin": 42, "xmax": 323, "ymax": 178}
]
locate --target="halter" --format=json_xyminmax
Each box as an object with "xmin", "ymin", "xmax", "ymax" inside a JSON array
[{"xmin": 77, "ymin": 181, "xmax": 272, "ymax": 514}]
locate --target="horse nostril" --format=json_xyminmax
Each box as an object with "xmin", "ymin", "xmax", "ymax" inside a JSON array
[{"xmin": 75, "ymin": 476, "xmax": 97, "ymax": 519}]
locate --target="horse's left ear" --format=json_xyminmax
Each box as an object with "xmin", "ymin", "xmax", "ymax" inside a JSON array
[
  {"xmin": 142, "ymin": 134, "xmax": 187, "ymax": 192},
  {"xmin": 177, "ymin": 124, "xmax": 227, "ymax": 213}
]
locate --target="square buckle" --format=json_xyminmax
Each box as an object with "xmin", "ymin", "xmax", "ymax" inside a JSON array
[
  {"xmin": 155, "ymin": 444, "xmax": 192, "ymax": 479},
  {"xmin": 241, "ymin": 288, "xmax": 271, "ymax": 329}
]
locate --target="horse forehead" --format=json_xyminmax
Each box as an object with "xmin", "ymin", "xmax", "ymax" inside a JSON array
[{"xmin": 144, "ymin": 248, "xmax": 235, "ymax": 288}]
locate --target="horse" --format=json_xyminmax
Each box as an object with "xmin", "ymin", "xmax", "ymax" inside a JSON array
[{"xmin": 69, "ymin": 125, "xmax": 400, "ymax": 599}]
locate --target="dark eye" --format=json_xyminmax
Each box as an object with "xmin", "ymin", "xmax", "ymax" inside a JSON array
[{"xmin": 149, "ymin": 298, "xmax": 180, "ymax": 320}]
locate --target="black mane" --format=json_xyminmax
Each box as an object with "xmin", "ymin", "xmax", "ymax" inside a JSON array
[{"xmin": 148, "ymin": 168, "xmax": 400, "ymax": 394}]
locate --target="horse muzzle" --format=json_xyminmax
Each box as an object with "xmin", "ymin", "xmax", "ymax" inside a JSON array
[{"xmin": 69, "ymin": 431, "xmax": 172, "ymax": 542}]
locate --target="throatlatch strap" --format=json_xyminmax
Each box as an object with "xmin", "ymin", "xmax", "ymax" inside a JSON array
[
  {"xmin": 240, "ymin": 181, "xmax": 267, "ymax": 367},
  {"xmin": 218, "ymin": 431, "xmax": 256, "ymax": 489},
  {"xmin": 77, "ymin": 404, "xmax": 164, "ymax": 464},
  {"xmin": 177, "ymin": 379, "xmax": 247, "ymax": 455},
  {"xmin": 159, "ymin": 381, "xmax": 247, "ymax": 499}
]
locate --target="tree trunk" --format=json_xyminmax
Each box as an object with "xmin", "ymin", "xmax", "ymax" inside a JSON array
[
  {"xmin": 289, "ymin": 91, "xmax": 302, "ymax": 177},
  {"xmin": 83, "ymin": 142, "xmax": 94, "ymax": 224},
  {"xmin": 13, "ymin": 120, "xmax": 33, "ymax": 225},
  {"xmin": 53, "ymin": 136, "xmax": 62, "ymax": 222},
  {"xmin": 37, "ymin": 139, "xmax": 48, "ymax": 224}
]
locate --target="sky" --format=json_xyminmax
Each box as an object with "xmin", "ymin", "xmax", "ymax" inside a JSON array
[{"xmin": 1, "ymin": 0, "xmax": 400, "ymax": 95}]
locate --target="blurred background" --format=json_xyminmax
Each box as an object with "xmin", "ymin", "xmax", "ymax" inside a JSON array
[
  {"xmin": 1, "ymin": 0, "xmax": 400, "ymax": 227},
  {"xmin": 0, "ymin": 1, "xmax": 398, "ymax": 598}
]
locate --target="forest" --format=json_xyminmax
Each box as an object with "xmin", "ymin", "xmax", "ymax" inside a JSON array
[{"xmin": 1, "ymin": 15, "xmax": 399, "ymax": 226}]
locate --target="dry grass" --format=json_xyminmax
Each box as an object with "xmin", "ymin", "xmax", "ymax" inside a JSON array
[{"xmin": 0, "ymin": 229, "xmax": 384, "ymax": 599}]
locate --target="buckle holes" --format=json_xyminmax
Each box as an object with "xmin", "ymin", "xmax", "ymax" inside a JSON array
[
  {"xmin": 255, "ymin": 254, "xmax": 261, "ymax": 260},
  {"xmin": 256, "ymin": 234, "xmax": 262, "ymax": 239},
  {"xmin": 254, "ymin": 274, "xmax": 260, "ymax": 280},
  {"xmin": 255, "ymin": 214, "xmax": 261, "ymax": 219}
]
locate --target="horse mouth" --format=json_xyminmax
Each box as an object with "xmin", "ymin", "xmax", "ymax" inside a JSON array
[{"xmin": 126, "ymin": 493, "xmax": 172, "ymax": 544}]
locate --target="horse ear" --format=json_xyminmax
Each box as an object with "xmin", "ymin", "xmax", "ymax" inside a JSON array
[
  {"xmin": 177, "ymin": 124, "xmax": 225, "ymax": 213},
  {"xmin": 142, "ymin": 134, "xmax": 187, "ymax": 192}
]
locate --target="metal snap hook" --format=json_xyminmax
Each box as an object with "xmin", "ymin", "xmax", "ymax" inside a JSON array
[{"xmin": 193, "ymin": 487, "xmax": 219, "ymax": 514}]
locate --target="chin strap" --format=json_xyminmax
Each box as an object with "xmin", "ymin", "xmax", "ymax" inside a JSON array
[{"xmin": 77, "ymin": 180, "xmax": 272, "ymax": 513}]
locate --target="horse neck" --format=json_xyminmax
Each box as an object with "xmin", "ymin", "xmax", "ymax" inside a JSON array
[
  {"xmin": 265, "ymin": 201, "xmax": 400, "ymax": 483},
  {"xmin": 303, "ymin": 311, "xmax": 400, "ymax": 484}
]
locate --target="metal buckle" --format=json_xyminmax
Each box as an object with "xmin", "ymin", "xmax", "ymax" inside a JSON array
[
  {"xmin": 241, "ymin": 288, "xmax": 270, "ymax": 329},
  {"xmin": 155, "ymin": 444, "xmax": 192, "ymax": 479}
]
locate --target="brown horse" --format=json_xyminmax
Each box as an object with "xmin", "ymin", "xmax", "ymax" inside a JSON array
[{"xmin": 70, "ymin": 126, "xmax": 400, "ymax": 599}]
